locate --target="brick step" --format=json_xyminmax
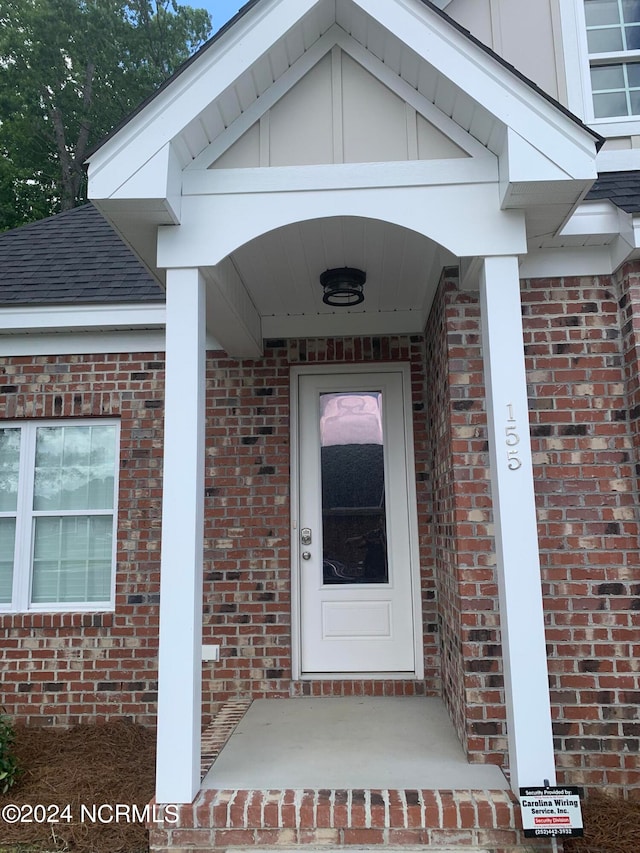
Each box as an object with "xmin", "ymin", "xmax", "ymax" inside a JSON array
[{"xmin": 149, "ymin": 788, "xmax": 551, "ymax": 853}]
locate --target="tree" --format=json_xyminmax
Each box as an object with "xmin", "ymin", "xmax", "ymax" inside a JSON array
[{"xmin": 0, "ymin": 0, "xmax": 212, "ymax": 231}]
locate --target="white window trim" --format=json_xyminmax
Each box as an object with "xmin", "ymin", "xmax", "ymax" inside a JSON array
[
  {"xmin": 561, "ymin": 0, "xmax": 640, "ymax": 136},
  {"xmin": 0, "ymin": 419, "xmax": 120, "ymax": 614}
]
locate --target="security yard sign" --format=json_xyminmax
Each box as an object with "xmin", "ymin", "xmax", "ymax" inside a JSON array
[{"xmin": 519, "ymin": 787, "xmax": 584, "ymax": 838}]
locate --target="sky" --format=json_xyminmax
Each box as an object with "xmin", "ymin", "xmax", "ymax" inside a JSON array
[{"xmin": 199, "ymin": 0, "xmax": 246, "ymax": 32}]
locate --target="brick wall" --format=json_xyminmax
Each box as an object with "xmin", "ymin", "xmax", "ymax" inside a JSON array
[
  {"xmin": 425, "ymin": 272, "xmax": 504, "ymax": 765},
  {"xmin": 2, "ymin": 281, "xmax": 639, "ymax": 794},
  {"xmin": 0, "ymin": 353, "xmax": 164, "ymax": 725},
  {"xmin": 202, "ymin": 335, "xmax": 439, "ymax": 718},
  {"xmin": 425, "ymin": 268, "xmax": 640, "ymax": 790},
  {"xmin": 1, "ymin": 337, "xmax": 439, "ymax": 726},
  {"xmin": 522, "ymin": 270, "xmax": 640, "ymax": 791}
]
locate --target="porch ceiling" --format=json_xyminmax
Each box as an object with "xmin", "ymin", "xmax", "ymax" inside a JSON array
[{"xmin": 224, "ymin": 216, "xmax": 452, "ymax": 338}]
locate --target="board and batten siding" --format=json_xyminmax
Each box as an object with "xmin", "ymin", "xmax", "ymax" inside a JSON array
[{"xmin": 211, "ymin": 49, "xmax": 468, "ymax": 170}]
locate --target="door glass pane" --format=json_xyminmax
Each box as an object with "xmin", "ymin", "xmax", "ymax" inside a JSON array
[
  {"xmin": 319, "ymin": 392, "xmax": 388, "ymax": 585},
  {"xmin": 0, "ymin": 428, "xmax": 21, "ymax": 512},
  {"xmin": 31, "ymin": 515, "xmax": 112, "ymax": 603},
  {"xmin": 0, "ymin": 518, "xmax": 16, "ymax": 604},
  {"xmin": 34, "ymin": 425, "xmax": 116, "ymax": 511}
]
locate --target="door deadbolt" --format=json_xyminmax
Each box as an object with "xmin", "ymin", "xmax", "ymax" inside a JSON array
[{"xmin": 301, "ymin": 528, "xmax": 312, "ymax": 546}]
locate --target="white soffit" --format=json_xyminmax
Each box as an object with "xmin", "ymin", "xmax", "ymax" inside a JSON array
[{"xmin": 520, "ymin": 198, "xmax": 640, "ymax": 279}]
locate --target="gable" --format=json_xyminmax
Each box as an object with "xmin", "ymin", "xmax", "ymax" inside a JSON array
[
  {"xmin": 87, "ymin": 0, "xmax": 601, "ymax": 307},
  {"xmin": 89, "ymin": 0, "xmax": 599, "ymax": 205},
  {"xmin": 211, "ymin": 49, "xmax": 468, "ymax": 170}
]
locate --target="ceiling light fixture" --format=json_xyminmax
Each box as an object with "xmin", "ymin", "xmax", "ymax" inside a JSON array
[{"xmin": 320, "ymin": 267, "xmax": 366, "ymax": 307}]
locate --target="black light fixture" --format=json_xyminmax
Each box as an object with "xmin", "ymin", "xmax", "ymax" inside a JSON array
[{"xmin": 320, "ymin": 267, "xmax": 366, "ymax": 307}]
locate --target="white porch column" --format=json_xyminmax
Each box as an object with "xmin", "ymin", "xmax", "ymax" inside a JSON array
[
  {"xmin": 479, "ymin": 256, "xmax": 556, "ymax": 793},
  {"xmin": 156, "ymin": 268, "xmax": 206, "ymax": 804}
]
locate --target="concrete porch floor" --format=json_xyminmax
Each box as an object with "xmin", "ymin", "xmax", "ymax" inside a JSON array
[{"xmin": 201, "ymin": 697, "xmax": 509, "ymax": 790}]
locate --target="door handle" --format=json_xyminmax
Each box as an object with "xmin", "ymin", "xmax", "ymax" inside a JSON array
[{"xmin": 302, "ymin": 552, "xmax": 312, "ymax": 561}]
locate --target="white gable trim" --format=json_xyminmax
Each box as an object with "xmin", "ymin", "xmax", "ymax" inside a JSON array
[
  {"xmin": 90, "ymin": 0, "xmax": 599, "ymax": 205},
  {"xmin": 110, "ymin": 142, "xmax": 182, "ymax": 221},
  {"xmin": 183, "ymin": 158, "xmax": 497, "ymax": 195},
  {"xmin": 350, "ymin": 0, "xmax": 597, "ymax": 177},
  {"xmin": 89, "ymin": 0, "xmax": 321, "ymax": 198},
  {"xmin": 187, "ymin": 27, "xmax": 488, "ymax": 172},
  {"xmin": 187, "ymin": 25, "xmax": 340, "ymax": 171},
  {"xmin": 334, "ymin": 30, "xmax": 489, "ymax": 158}
]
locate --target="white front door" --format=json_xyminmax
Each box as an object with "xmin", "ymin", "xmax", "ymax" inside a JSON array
[{"xmin": 294, "ymin": 366, "xmax": 422, "ymax": 676}]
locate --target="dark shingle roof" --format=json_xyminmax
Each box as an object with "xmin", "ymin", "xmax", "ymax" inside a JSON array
[
  {"xmin": 0, "ymin": 204, "xmax": 164, "ymax": 306},
  {"xmin": 585, "ymin": 171, "xmax": 640, "ymax": 214}
]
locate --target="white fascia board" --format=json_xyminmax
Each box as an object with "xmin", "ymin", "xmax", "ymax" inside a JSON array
[
  {"xmin": 352, "ymin": 0, "xmax": 599, "ymax": 176},
  {"xmin": 499, "ymin": 128, "xmax": 595, "ymax": 210},
  {"xmin": 158, "ymin": 184, "xmax": 526, "ymax": 267},
  {"xmin": 519, "ymin": 245, "xmax": 617, "ymax": 278},
  {"xmin": 560, "ymin": 200, "xmax": 631, "ymax": 241},
  {"xmin": 0, "ymin": 330, "xmax": 166, "ymax": 357},
  {"xmin": 95, "ymin": 142, "xmax": 182, "ymax": 223},
  {"xmin": 0, "ymin": 303, "xmax": 166, "ymax": 333},
  {"xmin": 87, "ymin": 0, "xmax": 320, "ymax": 200},
  {"xmin": 610, "ymin": 232, "xmax": 636, "ymax": 271},
  {"xmin": 183, "ymin": 158, "xmax": 498, "ymax": 195}
]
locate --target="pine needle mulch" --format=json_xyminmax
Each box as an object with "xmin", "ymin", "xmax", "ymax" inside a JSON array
[
  {"xmin": 2, "ymin": 725, "xmax": 640, "ymax": 853},
  {"xmin": 565, "ymin": 793, "xmax": 640, "ymax": 853},
  {"xmin": 0, "ymin": 722, "xmax": 155, "ymax": 853}
]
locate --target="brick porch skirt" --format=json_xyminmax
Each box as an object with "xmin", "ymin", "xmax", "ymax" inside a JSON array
[
  {"xmin": 149, "ymin": 787, "xmax": 548, "ymax": 852},
  {"xmin": 148, "ymin": 700, "xmax": 552, "ymax": 853}
]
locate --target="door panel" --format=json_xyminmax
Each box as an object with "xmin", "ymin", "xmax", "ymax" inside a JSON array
[{"xmin": 297, "ymin": 369, "xmax": 419, "ymax": 674}]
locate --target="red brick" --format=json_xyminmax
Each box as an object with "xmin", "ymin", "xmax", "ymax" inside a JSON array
[{"xmin": 342, "ymin": 828, "xmax": 385, "ymax": 844}]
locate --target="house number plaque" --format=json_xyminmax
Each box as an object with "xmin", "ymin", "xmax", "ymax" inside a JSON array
[{"xmin": 506, "ymin": 404, "xmax": 522, "ymax": 471}]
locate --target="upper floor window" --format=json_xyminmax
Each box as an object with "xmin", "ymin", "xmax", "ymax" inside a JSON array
[
  {"xmin": 0, "ymin": 421, "xmax": 119, "ymax": 612},
  {"xmin": 585, "ymin": 0, "xmax": 640, "ymax": 117}
]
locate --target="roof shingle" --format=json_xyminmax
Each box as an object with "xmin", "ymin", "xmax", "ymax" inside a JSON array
[
  {"xmin": 585, "ymin": 171, "xmax": 640, "ymax": 214},
  {"xmin": 0, "ymin": 204, "xmax": 164, "ymax": 306}
]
